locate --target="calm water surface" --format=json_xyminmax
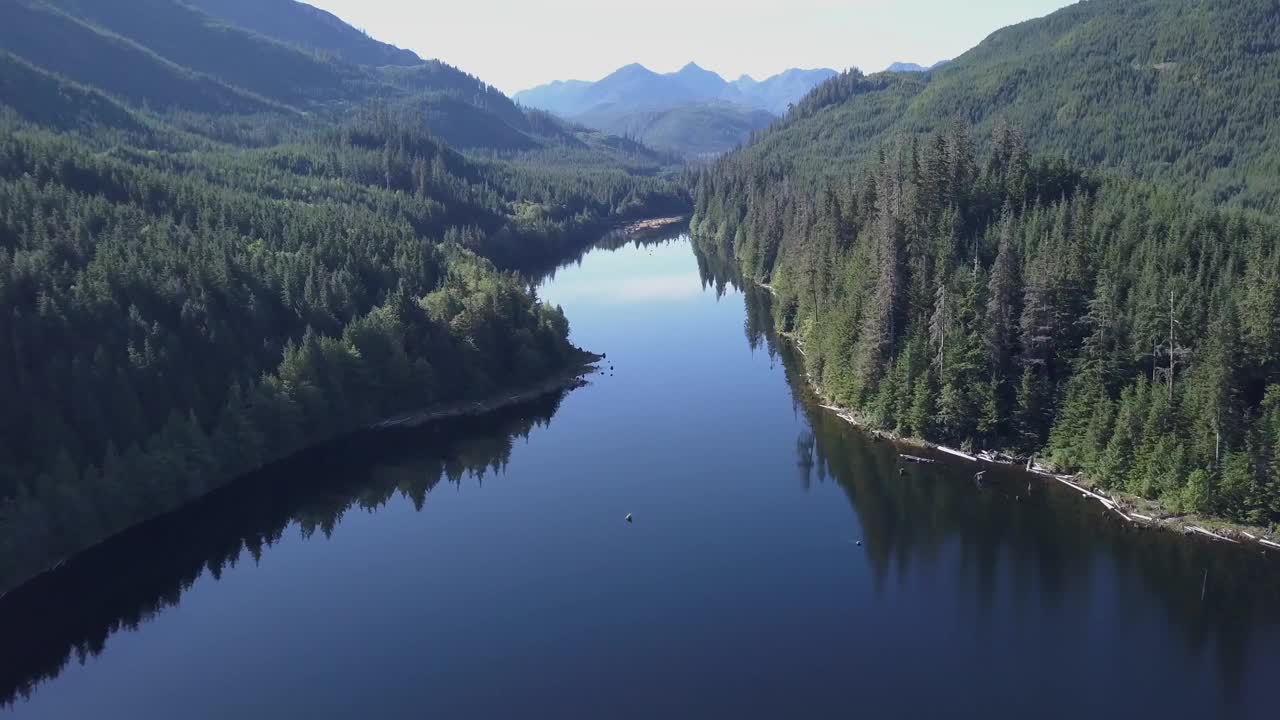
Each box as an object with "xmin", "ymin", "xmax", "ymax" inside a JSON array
[{"xmin": 3, "ymin": 231, "xmax": 1279, "ymax": 718}]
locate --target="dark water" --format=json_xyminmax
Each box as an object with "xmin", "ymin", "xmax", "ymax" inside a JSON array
[{"xmin": 3, "ymin": 231, "xmax": 1279, "ymax": 719}]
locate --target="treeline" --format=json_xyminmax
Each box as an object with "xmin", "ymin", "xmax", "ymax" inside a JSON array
[
  {"xmin": 723, "ymin": 0, "xmax": 1280, "ymax": 213},
  {"xmin": 0, "ymin": 0, "xmax": 687, "ymax": 596},
  {"xmin": 0, "ymin": 103, "xmax": 658, "ymax": 592},
  {"xmin": 692, "ymin": 122, "xmax": 1280, "ymax": 528}
]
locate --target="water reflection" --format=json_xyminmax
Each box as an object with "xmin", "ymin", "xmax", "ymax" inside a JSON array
[
  {"xmin": 692, "ymin": 233, "xmax": 1280, "ymax": 706},
  {"xmin": 523, "ymin": 219, "xmax": 693, "ymax": 286},
  {"xmin": 545, "ymin": 272, "xmax": 705, "ymax": 304},
  {"xmin": 0, "ymin": 393, "xmax": 569, "ymax": 707},
  {"xmin": 4, "ymin": 231, "xmax": 1280, "ymax": 717}
]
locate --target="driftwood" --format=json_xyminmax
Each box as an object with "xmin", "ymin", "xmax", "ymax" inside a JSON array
[
  {"xmin": 1109, "ymin": 505, "xmax": 1134, "ymax": 523},
  {"xmin": 1186, "ymin": 525, "xmax": 1239, "ymax": 544},
  {"xmin": 900, "ymin": 454, "xmax": 936, "ymax": 464},
  {"xmin": 1242, "ymin": 530, "xmax": 1280, "ymax": 549},
  {"xmin": 1053, "ymin": 475, "xmax": 1114, "ymax": 508},
  {"xmin": 936, "ymin": 446, "xmax": 978, "ymax": 462}
]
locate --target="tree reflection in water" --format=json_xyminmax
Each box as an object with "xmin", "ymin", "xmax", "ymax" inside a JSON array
[
  {"xmin": 693, "ymin": 233, "xmax": 1280, "ymax": 706},
  {"xmin": 0, "ymin": 393, "xmax": 567, "ymax": 707}
]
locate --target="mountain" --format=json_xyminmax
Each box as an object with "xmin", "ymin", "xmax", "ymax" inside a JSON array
[
  {"xmin": 40, "ymin": 0, "xmax": 362, "ymax": 105},
  {"xmin": 0, "ymin": 0, "xmax": 688, "ymax": 594},
  {"xmin": 517, "ymin": 63, "xmax": 711, "ymax": 118},
  {"xmin": 515, "ymin": 63, "xmax": 836, "ymax": 156},
  {"xmin": 516, "ymin": 62, "xmax": 836, "ymax": 117},
  {"xmin": 733, "ymin": 68, "xmax": 840, "ymax": 114},
  {"xmin": 691, "ymin": 0, "xmax": 1280, "ymax": 530},
  {"xmin": 0, "ymin": 0, "xmax": 288, "ymax": 115},
  {"xmin": 714, "ymin": 0, "xmax": 1280, "ymax": 211},
  {"xmin": 0, "ymin": 0, "xmax": 674, "ymax": 164},
  {"xmin": 671, "ymin": 61, "xmax": 731, "ymax": 97},
  {"xmin": 576, "ymin": 100, "xmax": 775, "ymax": 158},
  {"xmin": 884, "ymin": 60, "xmax": 948, "ymax": 73},
  {"xmin": 183, "ymin": 0, "xmax": 423, "ymax": 67},
  {"xmin": 514, "ymin": 78, "xmax": 592, "ymax": 116}
]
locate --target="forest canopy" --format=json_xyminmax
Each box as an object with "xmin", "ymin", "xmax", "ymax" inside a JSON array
[
  {"xmin": 693, "ymin": 120, "xmax": 1280, "ymax": 529},
  {"xmin": 0, "ymin": 0, "xmax": 689, "ymax": 593}
]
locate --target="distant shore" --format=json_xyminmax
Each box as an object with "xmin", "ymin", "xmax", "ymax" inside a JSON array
[{"xmin": 612, "ymin": 215, "xmax": 690, "ymax": 235}]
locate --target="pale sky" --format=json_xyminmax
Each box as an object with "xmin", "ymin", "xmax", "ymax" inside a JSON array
[{"xmin": 305, "ymin": 0, "xmax": 1076, "ymax": 94}]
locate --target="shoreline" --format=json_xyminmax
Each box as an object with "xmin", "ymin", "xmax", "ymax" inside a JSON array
[
  {"xmin": 1, "ymin": 352, "xmax": 603, "ymax": 598},
  {"xmin": 759, "ymin": 282, "xmax": 1280, "ymax": 553},
  {"xmin": 370, "ymin": 351, "xmax": 602, "ymax": 430}
]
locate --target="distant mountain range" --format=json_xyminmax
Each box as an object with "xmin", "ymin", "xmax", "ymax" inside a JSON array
[
  {"xmin": 514, "ymin": 63, "xmax": 838, "ymax": 156},
  {"xmin": 1, "ymin": 0, "xmax": 669, "ymax": 163},
  {"xmin": 884, "ymin": 60, "xmax": 949, "ymax": 73}
]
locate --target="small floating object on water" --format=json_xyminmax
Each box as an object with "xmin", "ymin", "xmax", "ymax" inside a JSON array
[
  {"xmin": 856, "ymin": 540, "xmax": 863, "ymax": 546},
  {"xmin": 625, "ymin": 513, "xmax": 633, "ymax": 523}
]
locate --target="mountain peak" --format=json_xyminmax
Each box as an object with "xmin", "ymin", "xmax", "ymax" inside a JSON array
[{"xmin": 674, "ymin": 62, "xmax": 723, "ymax": 82}]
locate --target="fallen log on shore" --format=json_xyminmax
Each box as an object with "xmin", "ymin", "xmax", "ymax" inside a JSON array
[
  {"xmin": 1052, "ymin": 474, "xmax": 1115, "ymax": 509},
  {"xmin": 1186, "ymin": 525, "xmax": 1239, "ymax": 544},
  {"xmin": 1232, "ymin": 530, "xmax": 1279, "ymax": 550},
  {"xmin": 936, "ymin": 446, "xmax": 978, "ymax": 462}
]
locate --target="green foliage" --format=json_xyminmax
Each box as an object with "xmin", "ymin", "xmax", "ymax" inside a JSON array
[
  {"xmin": 712, "ymin": 0, "xmax": 1280, "ymax": 212},
  {"xmin": 0, "ymin": 0, "xmax": 689, "ymax": 594},
  {"xmin": 690, "ymin": 0, "xmax": 1280, "ymax": 526},
  {"xmin": 693, "ymin": 118, "xmax": 1280, "ymax": 527},
  {"xmin": 1, "ymin": 0, "xmax": 687, "ymax": 171},
  {"xmin": 184, "ymin": 0, "xmax": 424, "ymax": 68},
  {"xmin": 0, "ymin": 115, "xmax": 609, "ymax": 592}
]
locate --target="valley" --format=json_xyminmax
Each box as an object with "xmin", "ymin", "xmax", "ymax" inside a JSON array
[{"xmin": 1, "ymin": 0, "xmax": 1279, "ymax": 717}]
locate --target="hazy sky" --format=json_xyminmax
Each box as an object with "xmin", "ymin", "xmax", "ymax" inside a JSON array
[{"xmin": 305, "ymin": 0, "xmax": 1076, "ymax": 94}]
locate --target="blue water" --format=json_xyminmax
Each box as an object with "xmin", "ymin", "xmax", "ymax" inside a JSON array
[{"xmin": 2, "ymin": 233, "xmax": 1278, "ymax": 718}]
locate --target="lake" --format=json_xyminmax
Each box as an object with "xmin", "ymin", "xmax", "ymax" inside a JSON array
[{"xmin": 2, "ymin": 229, "xmax": 1279, "ymax": 719}]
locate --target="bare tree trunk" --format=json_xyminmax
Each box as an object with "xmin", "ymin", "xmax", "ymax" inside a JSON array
[{"xmin": 1168, "ymin": 290, "xmax": 1175, "ymax": 401}]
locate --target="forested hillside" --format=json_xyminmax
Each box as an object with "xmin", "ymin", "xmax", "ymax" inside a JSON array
[
  {"xmin": 575, "ymin": 100, "xmax": 774, "ymax": 159},
  {"xmin": 720, "ymin": 0, "xmax": 1280, "ymax": 212},
  {"xmin": 694, "ymin": 122, "xmax": 1280, "ymax": 527},
  {"xmin": 184, "ymin": 0, "xmax": 424, "ymax": 67},
  {"xmin": 0, "ymin": 0, "xmax": 677, "ymax": 163},
  {"xmin": 0, "ymin": 0, "xmax": 687, "ymax": 593},
  {"xmin": 692, "ymin": 0, "xmax": 1280, "ymax": 529}
]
